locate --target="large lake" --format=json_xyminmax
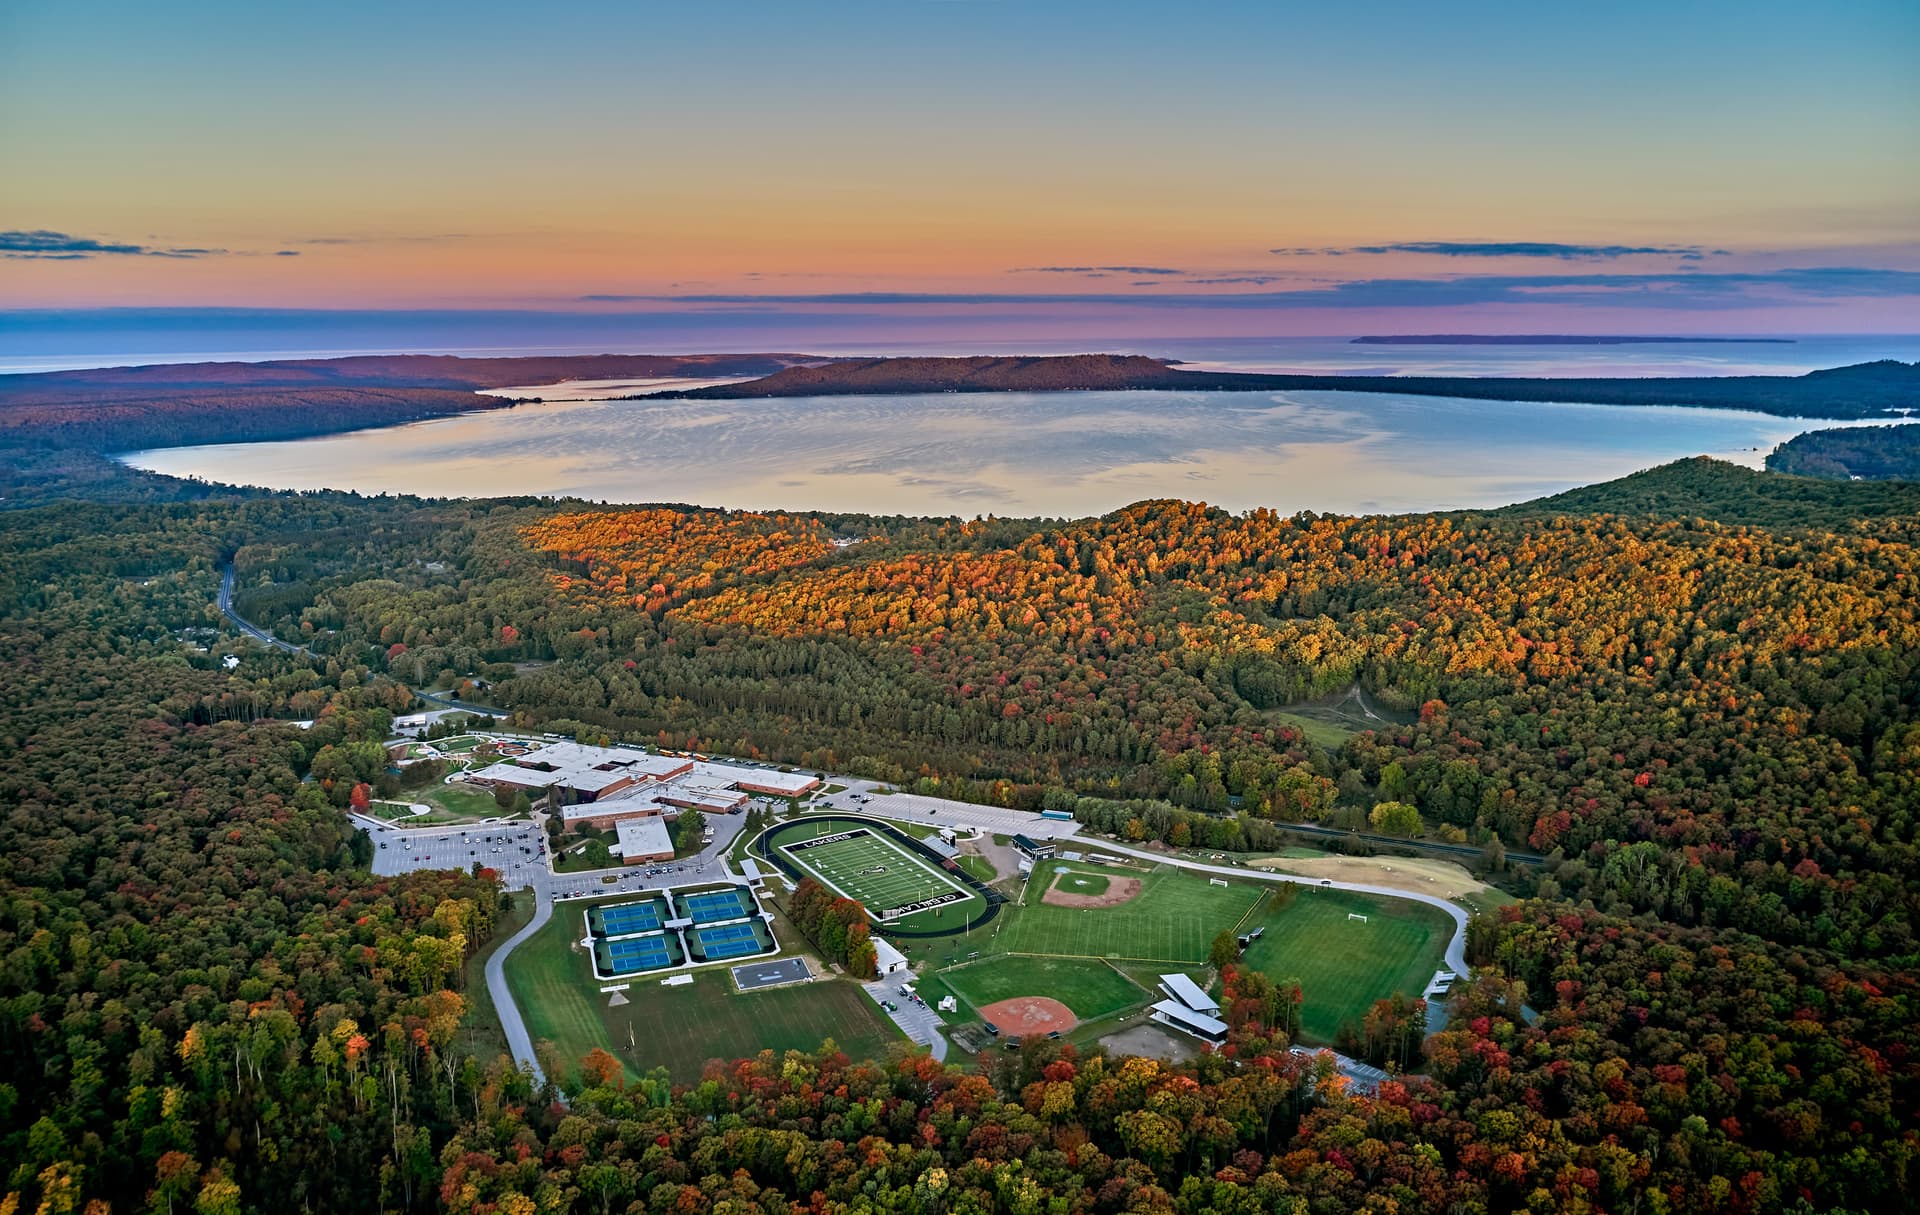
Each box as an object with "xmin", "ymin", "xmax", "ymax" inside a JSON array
[{"xmin": 118, "ymin": 388, "xmax": 1874, "ymax": 516}]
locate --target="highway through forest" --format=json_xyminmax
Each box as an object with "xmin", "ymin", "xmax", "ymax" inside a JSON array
[{"xmin": 220, "ymin": 563, "xmax": 506, "ymax": 715}]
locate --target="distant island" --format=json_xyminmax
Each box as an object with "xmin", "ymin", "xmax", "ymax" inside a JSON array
[
  {"xmin": 659, "ymin": 353, "xmax": 1919, "ymax": 421},
  {"xmin": 1352, "ymin": 334, "xmax": 1796, "ymax": 346}
]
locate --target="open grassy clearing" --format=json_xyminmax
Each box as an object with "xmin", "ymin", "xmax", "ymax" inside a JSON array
[
  {"xmin": 504, "ymin": 894, "xmax": 900, "ymax": 1084},
  {"xmin": 1262, "ymin": 710, "xmax": 1355, "ymax": 751},
  {"xmin": 990, "ymin": 862, "xmax": 1262, "ymax": 962},
  {"xmin": 421, "ymin": 781, "xmax": 508, "ymax": 818},
  {"xmin": 1237, "ymin": 886, "xmax": 1452, "ymax": 1043}
]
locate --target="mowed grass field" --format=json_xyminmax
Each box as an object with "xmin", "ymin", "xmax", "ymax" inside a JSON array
[
  {"xmin": 504, "ymin": 896, "xmax": 901, "ymax": 1084},
  {"xmin": 992, "ymin": 862, "xmax": 1263, "ymax": 962},
  {"xmin": 930, "ymin": 955, "xmax": 1147, "ymax": 1020},
  {"xmin": 1238, "ymin": 887, "xmax": 1453, "ymax": 1043}
]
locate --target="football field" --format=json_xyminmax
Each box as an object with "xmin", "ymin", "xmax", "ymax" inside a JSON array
[{"xmin": 780, "ymin": 823, "xmax": 974, "ymax": 922}]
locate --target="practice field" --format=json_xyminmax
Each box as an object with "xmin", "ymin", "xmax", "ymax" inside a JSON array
[
  {"xmin": 932, "ymin": 955, "xmax": 1147, "ymax": 1021},
  {"xmin": 775, "ymin": 819, "xmax": 985, "ymax": 930},
  {"xmin": 506, "ymin": 896, "xmax": 900, "ymax": 1084},
  {"xmin": 1237, "ymin": 887, "xmax": 1453, "ymax": 1043},
  {"xmin": 993, "ymin": 862, "xmax": 1262, "ymax": 962}
]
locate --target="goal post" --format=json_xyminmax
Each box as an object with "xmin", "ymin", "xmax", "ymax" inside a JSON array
[{"xmin": 1348, "ymin": 913, "xmax": 1369, "ymax": 923}]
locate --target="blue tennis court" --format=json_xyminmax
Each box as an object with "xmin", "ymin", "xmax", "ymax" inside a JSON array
[
  {"xmin": 676, "ymin": 887, "xmax": 755, "ymax": 924},
  {"xmin": 594, "ymin": 899, "xmax": 665, "ymax": 937},
  {"xmin": 691, "ymin": 921, "xmax": 769, "ymax": 960},
  {"xmin": 602, "ymin": 935, "xmax": 675, "ymax": 972}
]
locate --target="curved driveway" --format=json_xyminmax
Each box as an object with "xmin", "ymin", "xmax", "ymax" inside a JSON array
[{"xmin": 486, "ymin": 894, "xmax": 553, "ymax": 1087}]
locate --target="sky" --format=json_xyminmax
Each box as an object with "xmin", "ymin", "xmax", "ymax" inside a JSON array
[{"xmin": 3, "ymin": 0, "xmax": 1917, "ymax": 342}]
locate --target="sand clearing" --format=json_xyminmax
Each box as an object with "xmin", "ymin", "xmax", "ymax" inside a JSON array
[{"xmin": 1247, "ymin": 853, "xmax": 1488, "ymax": 900}]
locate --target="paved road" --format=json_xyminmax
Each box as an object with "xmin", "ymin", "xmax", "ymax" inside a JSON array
[
  {"xmin": 485, "ymin": 892, "xmax": 554, "ymax": 1087},
  {"xmin": 863, "ymin": 979, "xmax": 948, "ymax": 1061},
  {"xmin": 221, "ymin": 563, "xmax": 508, "ymax": 715},
  {"xmin": 219, "ymin": 565, "xmax": 307, "ymax": 655}
]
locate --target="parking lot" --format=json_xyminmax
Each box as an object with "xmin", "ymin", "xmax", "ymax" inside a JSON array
[
  {"xmin": 357, "ymin": 796, "xmax": 754, "ymax": 902},
  {"xmin": 863, "ymin": 978, "xmax": 948, "ymax": 1060},
  {"xmin": 813, "ymin": 784, "xmax": 1084, "ymax": 842}
]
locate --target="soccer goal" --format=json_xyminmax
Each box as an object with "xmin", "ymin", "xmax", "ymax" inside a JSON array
[{"xmin": 1348, "ymin": 913, "xmax": 1369, "ymax": 923}]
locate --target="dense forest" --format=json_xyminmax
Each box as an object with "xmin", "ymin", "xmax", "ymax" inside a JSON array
[
  {"xmin": 675, "ymin": 354, "xmax": 1920, "ymax": 420},
  {"xmin": 2, "ymin": 441, "xmax": 1917, "ymax": 1210},
  {"xmin": 1768, "ymin": 423, "xmax": 1920, "ymax": 482}
]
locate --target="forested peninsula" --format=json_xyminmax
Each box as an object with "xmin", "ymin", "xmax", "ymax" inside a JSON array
[
  {"xmin": 1767, "ymin": 422, "xmax": 1920, "ymax": 481},
  {"xmin": 666, "ymin": 353, "xmax": 1920, "ymax": 420}
]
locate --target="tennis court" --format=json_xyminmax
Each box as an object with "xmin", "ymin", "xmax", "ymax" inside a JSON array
[
  {"xmin": 673, "ymin": 886, "xmax": 757, "ymax": 924},
  {"xmin": 591, "ymin": 898, "xmax": 667, "ymax": 938},
  {"xmin": 596, "ymin": 933, "xmax": 684, "ymax": 976},
  {"xmin": 781, "ymin": 826, "xmax": 968, "ymax": 918},
  {"xmin": 689, "ymin": 919, "xmax": 774, "ymax": 962}
]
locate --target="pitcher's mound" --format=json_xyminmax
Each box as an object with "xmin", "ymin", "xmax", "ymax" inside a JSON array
[
  {"xmin": 979, "ymin": 996, "xmax": 1076, "ymax": 1037},
  {"xmin": 1044, "ymin": 874, "xmax": 1143, "ymax": 909}
]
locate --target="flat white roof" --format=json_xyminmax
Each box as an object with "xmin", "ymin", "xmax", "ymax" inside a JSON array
[
  {"xmin": 561, "ymin": 798, "xmax": 661, "ymax": 823},
  {"xmin": 615, "ymin": 816, "xmax": 674, "ymax": 857},
  {"xmin": 694, "ymin": 761, "xmax": 818, "ymax": 794},
  {"xmin": 1159, "ymin": 972, "xmax": 1220, "ymax": 1013},
  {"xmin": 873, "ymin": 938, "xmax": 908, "ymax": 968},
  {"xmin": 1150, "ymin": 999, "xmax": 1229, "ymax": 1038}
]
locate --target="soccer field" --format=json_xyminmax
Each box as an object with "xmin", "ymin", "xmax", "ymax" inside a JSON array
[
  {"xmin": 779, "ymin": 821, "xmax": 981, "ymax": 926},
  {"xmin": 1238, "ymin": 887, "xmax": 1452, "ymax": 1042},
  {"xmin": 992, "ymin": 862, "xmax": 1263, "ymax": 962}
]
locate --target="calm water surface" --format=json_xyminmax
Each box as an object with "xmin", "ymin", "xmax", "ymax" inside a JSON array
[{"xmin": 118, "ymin": 389, "xmax": 1883, "ymax": 517}]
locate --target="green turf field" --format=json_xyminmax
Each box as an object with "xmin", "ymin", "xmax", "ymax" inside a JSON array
[
  {"xmin": 1237, "ymin": 887, "xmax": 1452, "ymax": 1043},
  {"xmin": 436, "ymin": 735, "xmax": 487, "ymax": 753},
  {"xmin": 776, "ymin": 819, "xmax": 984, "ymax": 930},
  {"xmin": 931, "ymin": 956, "xmax": 1147, "ymax": 1020},
  {"xmin": 991, "ymin": 862, "xmax": 1262, "ymax": 962},
  {"xmin": 421, "ymin": 781, "xmax": 505, "ymax": 818},
  {"xmin": 504, "ymin": 896, "xmax": 901, "ymax": 1084}
]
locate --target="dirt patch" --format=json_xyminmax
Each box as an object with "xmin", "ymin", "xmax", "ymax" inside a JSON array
[
  {"xmin": 1100, "ymin": 1023, "xmax": 1196, "ymax": 1063},
  {"xmin": 1246, "ymin": 853, "xmax": 1488, "ymax": 900},
  {"xmin": 978, "ymin": 996, "xmax": 1076, "ymax": 1037},
  {"xmin": 1043, "ymin": 873, "xmax": 1144, "ymax": 909}
]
